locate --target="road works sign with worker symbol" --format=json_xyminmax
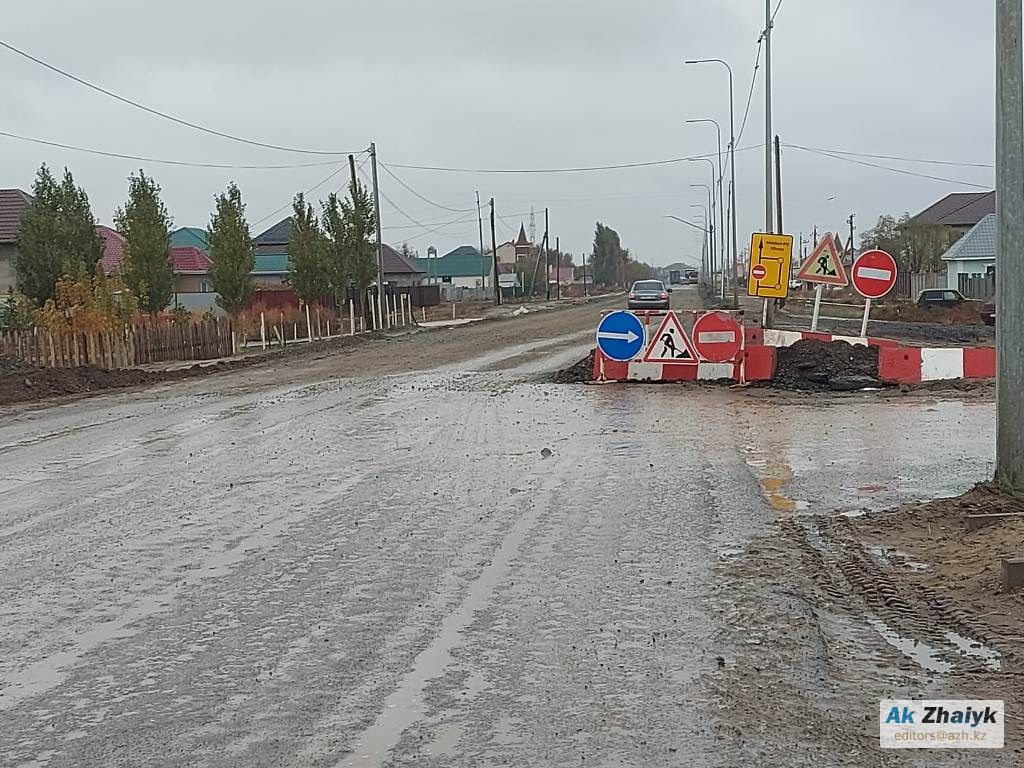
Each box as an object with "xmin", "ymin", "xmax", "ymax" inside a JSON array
[
  {"xmin": 595, "ymin": 310, "xmax": 646, "ymax": 361},
  {"xmin": 747, "ymin": 233, "xmax": 794, "ymax": 299},
  {"xmin": 642, "ymin": 313, "xmax": 698, "ymax": 363},
  {"xmin": 795, "ymin": 232, "xmax": 848, "ymax": 287}
]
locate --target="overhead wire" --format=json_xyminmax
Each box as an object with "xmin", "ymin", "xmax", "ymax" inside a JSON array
[
  {"xmin": 0, "ymin": 129, "xmax": 349, "ymax": 169},
  {"xmin": 786, "ymin": 144, "xmax": 991, "ymax": 188},
  {"xmin": 385, "ymin": 150, "xmax": 725, "ymax": 174},
  {"xmin": 378, "ymin": 162, "xmax": 475, "ymax": 212},
  {"xmin": 250, "ymin": 152, "xmax": 369, "ymax": 228},
  {"xmin": 0, "ymin": 38, "xmax": 360, "ymax": 156}
]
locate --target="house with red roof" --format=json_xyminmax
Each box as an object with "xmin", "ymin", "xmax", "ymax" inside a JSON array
[{"xmin": 98, "ymin": 226, "xmax": 214, "ymax": 300}]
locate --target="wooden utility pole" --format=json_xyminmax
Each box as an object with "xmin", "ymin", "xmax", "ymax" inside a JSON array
[
  {"xmin": 348, "ymin": 154, "xmax": 357, "ymax": 190},
  {"xmin": 489, "ymin": 198, "xmax": 501, "ymax": 306}
]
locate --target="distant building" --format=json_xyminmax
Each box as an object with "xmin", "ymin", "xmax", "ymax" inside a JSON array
[
  {"xmin": 913, "ymin": 191, "xmax": 995, "ymax": 239},
  {"xmin": 416, "ymin": 245, "xmax": 492, "ymax": 288},
  {"xmin": 940, "ymin": 213, "xmax": 995, "ymax": 291},
  {"xmin": 98, "ymin": 225, "xmax": 214, "ymax": 297},
  {"xmin": 0, "ymin": 188, "xmax": 33, "ymax": 293}
]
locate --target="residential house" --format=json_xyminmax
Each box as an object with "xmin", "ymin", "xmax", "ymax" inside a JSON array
[
  {"xmin": 488, "ymin": 224, "xmax": 537, "ymax": 267},
  {"xmin": 913, "ymin": 191, "xmax": 995, "ymax": 239},
  {"xmin": 251, "ymin": 218, "xmax": 425, "ymax": 288},
  {"xmin": 98, "ymin": 225, "xmax": 214, "ymax": 297},
  {"xmin": 416, "ymin": 245, "xmax": 492, "ymax": 289},
  {"xmin": 170, "ymin": 226, "xmax": 210, "ymax": 254},
  {"xmin": 0, "ymin": 188, "xmax": 33, "ymax": 293},
  {"xmin": 940, "ymin": 213, "xmax": 995, "ymax": 293}
]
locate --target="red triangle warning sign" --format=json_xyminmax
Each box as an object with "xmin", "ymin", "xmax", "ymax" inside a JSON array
[
  {"xmin": 796, "ymin": 233, "xmax": 849, "ymax": 286},
  {"xmin": 642, "ymin": 313, "xmax": 699, "ymax": 364}
]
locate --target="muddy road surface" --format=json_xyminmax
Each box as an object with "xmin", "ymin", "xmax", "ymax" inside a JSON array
[{"xmin": 1, "ymin": 289, "xmax": 1017, "ymax": 766}]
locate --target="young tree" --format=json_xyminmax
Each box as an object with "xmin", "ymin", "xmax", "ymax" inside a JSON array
[
  {"xmin": 321, "ymin": 192, "xmax": 350, "ymax": 306},
  {"xmin": 16, "ymin": 165, "xmax": 103, "ymax": 304},
  {"xmin": 207, "ymin": 183, "xmax": 254, "ymax": 315},
  {"xmin": 287, "ymin": 193, "xmax": 328, "ymax": 304},
  {"xmin": 114, "ymin": 170, "xmax": 174, "ymax": 313},
  {"xmin": 341, "ymin": 178, "xmax": 378, "ymax": 293}
]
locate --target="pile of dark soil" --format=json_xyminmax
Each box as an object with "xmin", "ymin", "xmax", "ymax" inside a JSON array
[
  {"xmin": 773, "ymin": 339, "xmax": 882, "ymax": 392},
  {"xmin": 0, "ymin": 355, "xmax": 239, "ymax": 406},
  {"xmin": 552, "ymin": 350, "xmax": 595, "ymax": 383}
]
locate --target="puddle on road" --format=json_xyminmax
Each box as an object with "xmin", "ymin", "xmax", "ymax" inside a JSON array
[
  {"xmin": 868, "ymin": 619, "xmax": 953, "ymax": 674},
  {"xmin": 945, "ymin": 630, "xmax": 1002, "ymax": 672},
  {"xmin": 867, "ymin": 619, "xmax": 1002, "ymax": 674}
]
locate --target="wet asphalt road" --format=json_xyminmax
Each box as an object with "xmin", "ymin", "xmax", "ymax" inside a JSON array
[{"xmin": 0, "ymin": 295, "xmax": 1012, "ymax": 767}]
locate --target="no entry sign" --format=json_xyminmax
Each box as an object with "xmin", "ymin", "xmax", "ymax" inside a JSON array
[
  {"xmin": 751, "ymin": 264, "xmax": 768, "ymax": 280},
  {"xmin": 692, "ymin": 312, "xmax": 742, "ymax": 363},
  {"xmin": 852, "ymin": 250, "xmax": 898, "ymax": 299}
]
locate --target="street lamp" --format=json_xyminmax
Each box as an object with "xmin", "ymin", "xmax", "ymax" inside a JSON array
[
  {"xmin": 685, "ymin": 57, "xmax": 739, "ymax": 308},
  {"xmin": 689, "ymin": 159, "xmax": 720, "ymax": 296},
  {"xmin": 689, "ymin": 202, "xmax": 710, "ymax": 285},
  {"xmin": 665, "ymin": 214, "xmax": 709, "ymax": 283},
  {"xmin": 690, "ymin": 184, "xmax": 714, "ymax": 291},
  {"xmin": 687, "ymin": 120, "xmax": 726, "ymax": 299}
]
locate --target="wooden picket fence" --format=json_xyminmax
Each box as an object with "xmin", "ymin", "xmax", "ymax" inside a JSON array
[{"xmin": 0, "ymin": 319, "xmax": 234, "ymax": 369}]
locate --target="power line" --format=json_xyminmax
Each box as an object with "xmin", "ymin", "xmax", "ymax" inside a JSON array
[
  {"xmin": 378, "ymin": 162, "xmax": 475, "ymax": 212},
  {"xmin": 787, "ymin": 144, "xmax": 991, "ymax": 188},
  {"xmin": 0, "ymin": 129, "xmax": 348, "ymax": 169},
  {"xmin": 735, "ymin": 38, "xmax": 763, "ymax": 148},
  {"xmin": 791, "ymin": 145, "xmax": 994, "ymax": 169},
  {"xmin": 250, "ymin": 159, "xmax": 362, "ymax": 228},
  {"xmin": 0, "ymin": 38, "xmax": 360, "ymax": 157},
  {"xmin": 385, "ymin": 150, "xmax": 724, "ymax": 174}
]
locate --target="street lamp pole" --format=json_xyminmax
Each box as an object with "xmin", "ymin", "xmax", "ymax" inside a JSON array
[
  {"xmin": 684, "ymin": 58, "xmax": 739, "ymax": 308},
  {"xmin": 690, "ymin": 177, "xmax": 715, "ymax": 295},
  {"xmin": 687, "ymin": 120, "xmax": 726, "ymax": 301},
  {"xmin": 688, "ymin": 204, "xmax": 710, "ymax": 285}
]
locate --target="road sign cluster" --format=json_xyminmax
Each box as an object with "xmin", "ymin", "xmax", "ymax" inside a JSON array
[
  {"xmin": 596, "ymin": 311, "xmax": 742, "ymax": 364},
  {"xmin": 747, "ymin": 233, "xmax": 794, "ymax": 299}
]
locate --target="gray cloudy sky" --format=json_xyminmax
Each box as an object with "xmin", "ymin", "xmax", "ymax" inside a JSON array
[{"xmin": 2, "ymin": 1, "xmax": 997, "ymax": 266}]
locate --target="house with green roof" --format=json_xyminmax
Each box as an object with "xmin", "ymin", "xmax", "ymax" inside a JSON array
[
  {"xmin": 170, "ymin": 226, "xmax": 209, "ymax": 254},
  {"xmin": 415, "ymin": 246, "xmax": 495, "ymax": 289}
]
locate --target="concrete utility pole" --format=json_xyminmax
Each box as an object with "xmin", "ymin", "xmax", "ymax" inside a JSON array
[
  {"xmin": 369, "ymin": 142, "xmax": 386, "ymax": 329},
  {"xmin": 556, "ymin": 236, "xmax": 562, "ymax": 301},
  {"xmin": 544, "ymin": 208, "xmax": 551, "ymax": 301},
  {"xmin": 996, "ymin": 0, "xmax": 1024, "ymax": 493},
  {"xmin": 691, "ymin": 186, "xmax": 714, "ymax": 291},
  {"xmin": 763, "ymin": 0, "xmax": 776, "ymax": 329},
  {"xmin": 489, "ymin": 198, "xmax": 501, "ymax": 306},
  {"xmin": 477, "ymin": 191, "xmax": 487, "ymax": 294},
  {"xmin": 690, "ymin": 160, "xmax": 718, "ymax": 291}
]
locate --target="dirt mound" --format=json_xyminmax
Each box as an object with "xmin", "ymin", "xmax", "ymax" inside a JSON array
[
  {"xmin": 0, "ymin": 356, "xmax": 254, "ymax": 406},
  {"xmin": 552, "ymin": 350, "xmax": 595, "ymax": 383},
  {"xmin": 773, "ymin": 339, "xmax": 882, "ymax": 391}
]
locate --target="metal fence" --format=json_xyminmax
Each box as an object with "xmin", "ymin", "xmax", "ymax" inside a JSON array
[
  {"xmin": 958, "ymin": 273, "xmax": 996, "ymax": 299},
  {"xmin": 894, "ymin": 271, "xmax": 946, "ymax": 298}
]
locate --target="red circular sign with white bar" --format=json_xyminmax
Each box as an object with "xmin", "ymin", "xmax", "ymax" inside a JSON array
[
  {"xmin": 751, "ymin": 264, "xmax": 768, "ymax": 280},
  {"xmin": 851, "ymin": 249, "xmax": 898, "ymax": 299},
  {"xmin": 692, "ymin": 311, "xmax": 743, "ymax": 363}
]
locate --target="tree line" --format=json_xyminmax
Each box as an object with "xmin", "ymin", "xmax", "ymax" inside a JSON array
[
  {"xmin": 7, "ymin": 163, "xmax": 378, "ymax": 324},
  {"xmin": 859, "ymin": 213, "xmax": 953, "ymax": 273}
]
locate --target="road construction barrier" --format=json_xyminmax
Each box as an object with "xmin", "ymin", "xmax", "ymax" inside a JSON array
[{"xmin": 592, "ymin": 310, "xmax": 996, "ymax": 386}]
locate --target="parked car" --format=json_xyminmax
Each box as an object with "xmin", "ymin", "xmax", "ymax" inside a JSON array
[
  {"xmin": 982, "ymin": 300, "xmax": 996, "ymax": 326},
  {"xmin": 628, "ymin": 280, "xmax": 671, "ymax": 310},
  {"xmin": 788, "ymin": 278, "xmax": 803, "ymax": 291},
  {"xmin": 684, "ymin": 269, "xmax": 699, "ymax": 285},
  {"xmin": 915, "ymin": 288, "xmax": 971, "ymax": 309}
]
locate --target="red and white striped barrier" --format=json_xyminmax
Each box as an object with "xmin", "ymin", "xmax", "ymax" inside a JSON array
[
  {"xmin": 878, "ymin": 346, "xmax": 996, "ymax": 384},
  {"xmin": 592, "ymin": 345, "xmax": 776, "ymax": 384}
]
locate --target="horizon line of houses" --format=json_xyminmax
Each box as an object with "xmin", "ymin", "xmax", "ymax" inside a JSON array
[{"xmin": 0, "ymin": 190, "xmax": 579, "ymax": 307}]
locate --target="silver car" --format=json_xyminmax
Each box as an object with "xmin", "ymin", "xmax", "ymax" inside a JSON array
[{"xmin": 627, "ymin": 279, "xmax": 671, "ymax": 310}]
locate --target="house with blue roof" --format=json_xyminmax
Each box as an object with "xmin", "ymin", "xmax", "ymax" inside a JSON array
[{"xmin": 940, "ymin": 213, "xmax": 996, "ymax": 292}]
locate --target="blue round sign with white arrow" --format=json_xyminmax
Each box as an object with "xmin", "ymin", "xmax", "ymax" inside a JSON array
[{"xmin": 595, "ymin": 311, "xmax": 646, "ymax": 361}]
